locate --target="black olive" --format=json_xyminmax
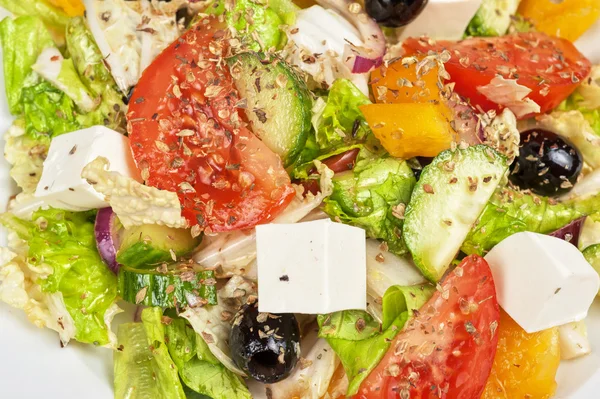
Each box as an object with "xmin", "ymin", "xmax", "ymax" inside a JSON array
[
  {"xmin": 509, "ymin": 129, "xmax": 583, "ymax": 196},
  {"xmin": 229, "ymin": 302, "xmax": 300, "ymax": 383},
  {"xmin": 365, "ymin": 0, "xmax": 428, "ymax": 28}
]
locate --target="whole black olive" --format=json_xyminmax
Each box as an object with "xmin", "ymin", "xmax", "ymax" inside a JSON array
[
  {"xmin": 365, "ymin": 0, "xmax": 429, "ymax": 28},
  {"xmin": 509, "ymin": 129, "xmax": 583, "ymax": 196},
  {"xmin": 229, "ymin": 302, "xmax": 300, "ymax": 383}
]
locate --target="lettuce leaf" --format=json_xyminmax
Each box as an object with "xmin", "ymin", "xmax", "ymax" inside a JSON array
[
  {"xmin": 165, "ymin": 316, "xmax": 252, "ymax": 399},
  {"xmin": 0, "ymin": 208, "xmax": 118, "ymax": 346},
  {"xmin": 462, "ymin": 188, "xmax": 600, "ymax": 255},
  {"xmin": 0, "ymin": 16, "xmax": 54, "ymax": 114},
  {"xmin": 22, "ymin": 81, "xmax": 81, "ymax": 140},
  {"xmin": 66, "ymin": 16, "xmax": 126, "ymax": 131},
  {"xmin": 313, "ymin": 79, "xmax": 372, "ymax": 150},
  {"xmin": 323, "ymin": 157, "xmax": 416, "ymax": 255},
  {"xmin": 318, "ymin": 284, "xmax": 434, "ymax": 395},
  {"xmin": 0, "ymin": 0, "xmax": 70, "ymax": 31},
  {"xmin": 114, "ymin": 311, "xmax": 186, "ymax": 399},
  {"xmin": 209, "ymin": 0, "xmax": 284, "ymax": 50},
  {"xmin": 558, "ymin": 66, "xmax": 600, "ymax": 136}
]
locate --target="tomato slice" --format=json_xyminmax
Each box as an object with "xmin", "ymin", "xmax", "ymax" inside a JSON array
[
  {"xmin": 403, "ymin": 33, "xmax": 591, "ymax": 117},
  {"xmin": 354, "ymin": 255, "xmax": 500, "ymax": 399},
  {"xmin": 128, "ymin": 18, "xmax": 295, "ymax": 232}
]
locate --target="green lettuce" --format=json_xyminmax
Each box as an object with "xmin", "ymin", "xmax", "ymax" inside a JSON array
[
  {"xmin": 66, "ymin": 16, "xmax": 126, "ymax": 131},
  {"xmin": 318, "ymin": 284, "xmax": 434, "ymax": 395},
  {"xmin": 0, "ymin": 16, "xmax": 54, "ymax": 114},
  {"xmin": 323, "ymin": 157, "xmax": 416, "ymax": 255},
  {"xmin": 462, "ymin": 188, "xmax": 600, "ymax": 255},
  {"xmin": 165, "ymin": 316, "xmax": 252, "ymax": 399},
  {"xmin": 21, "ymin": 81, "xmax": 81, "ymax": 141},
  {"xmin": 558, "ymin": 92, "xmax": 600, "ymax": 137},
  {"xmin": 208, "ymin": 0, "xmax": 283, "ymax": 50},
  {"xmin": 0, "ymin": 0, "xmax": 70, "ymax": 31},
  {"xmin": 0, "ymin": 209, "xmax": 118, "ymax": 345},
  {"xmin": 313, "ymin": 79, "xmax": 372, "ymax": 150},
  {"xmin": 114, "ymin": 309, "xmax": 186, "ymax": 399}
]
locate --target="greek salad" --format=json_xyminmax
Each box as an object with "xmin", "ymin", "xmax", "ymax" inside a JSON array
[{"xmin": 0, "ymin": 0, "xmax": 600, "ymax": 398}]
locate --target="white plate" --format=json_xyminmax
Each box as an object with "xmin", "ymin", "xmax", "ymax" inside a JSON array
[{"xmin": 1, "ymin": 8, "xmax": 600, "ymax": 398}]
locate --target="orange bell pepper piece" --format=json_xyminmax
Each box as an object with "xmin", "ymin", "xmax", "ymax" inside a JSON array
[
  {"xmin": 518, "ymin": 0, "xmax": 600, "ymax": 42},
  {"xmin": 48, "ymin": 0, "xmax": 85, "ymax": 16},
  {"xmin": 370, "ymin": 57, "xmax": 444, "ymax": 104},
  {"xmin": 360, "ymin": 103, "xmax": 456, "ymax": 159}
]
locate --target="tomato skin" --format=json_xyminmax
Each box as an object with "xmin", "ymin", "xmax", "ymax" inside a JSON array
[
  {"xmin": 128, "ymin": 18, "xmax": 294, "ymax": 232},
  {"xmin": 403, "ymin": 33, "xmax": 591, "ymax": 117},
  {"xmin": 354, "ymin": 255, "xmax": 500, "ymax": 399}
]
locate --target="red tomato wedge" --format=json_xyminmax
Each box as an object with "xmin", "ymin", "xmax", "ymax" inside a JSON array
[
  {"xmin": 354, "ymin": 255, "xmax": 500, "ymax": 399},
  {"xmin": 127, "ymin": 18, "xmax": 295, "ymax": 232},
  {"xmin": 403, "ymin": 33, "xmax": 591, "ymax": 117}
]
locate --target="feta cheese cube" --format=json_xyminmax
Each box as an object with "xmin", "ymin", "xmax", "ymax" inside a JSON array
[
  {"xmin": 34, "ymin": 126, "xmax": 141, "ymax": 211},
  {"xmin": 485, "ymin": 232, "xmax": 600, "ymax": 333},
  {"xmin": 256, "ymin": 219, "xmax": 366, "ymax": 314},
  {"xmin": 397, "ymin": 0, "xmax": 483, "ymax": 41}
]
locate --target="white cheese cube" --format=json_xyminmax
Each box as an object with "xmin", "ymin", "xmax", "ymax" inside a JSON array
[
  {"xmin": 34, "ymin": 126, "xmax": 141, "ymax": 211},
  {"xmin": 485, "ymin": 232, "xmax": 600, "ymax": 333},
  {"xmin": 397, "ymin": 0, "xmax": 483, "ymax": 41},
  {"xmin": 256, "ymin": 219, "xmax": 366, "ymax": 314}
]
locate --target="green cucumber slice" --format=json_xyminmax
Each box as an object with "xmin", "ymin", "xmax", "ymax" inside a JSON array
[
  {"xmin": 228, "ymin": 52, "xmax": 312, "ymax": 165},
  {"xmin": 403, "ymin": 145, "xmax": 508, "ymax": 282},
  {"xmin": 118, "ymin": 265, "xmax": 217, "ymax": 308},
  {"xmin": 117, "ymin": 224, "xmax": 201, "ymax": 268}
]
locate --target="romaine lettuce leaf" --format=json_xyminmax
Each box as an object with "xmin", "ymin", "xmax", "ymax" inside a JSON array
[
  {"xmin": 114, "ymin": 313, "xmax": 186, "ymax": 399},
  {"xmin": 313, "ymin": 79, "xmax": 371, "ymax": 150},
  {"xmin": 0, "ymin": 208, "xmax": 119, "ymax": 346},
  {"xmin": 0, "ymin": 15, "xmax": 54, "ymax": 114},
  {"xmin": 558, "ymin": 66, "xmax": 600, "ymax": 136},
  {"xmin": 209, "ymin": 0, "xmax": 284, "ymax": 50},
  {"xmin": 323, "ymin": 157, "xmax": 416, "ymax": 255},
  {"xmin": 66, "ymin": 16, "xmax": 126, "ymax": 131},
  {"xmin": 462, "ymin": 187, "xmax": 600, "ymax": 255},
  {"xmin": 318, "ymin": 284, "xmax": 434, "ymax": 395},
  {"xmin": 0, "ymin": 0, "xmax": 70, "ymax": 31},
  {"xmin": 22, "ymin": 81, "xmax": 81, "ymax": 140},
  {"xmin": 165, "ymin": 316, "xmax": 252, "ymax": 399},
  {"xmin": 3, "ymin": 120, "xmax": 48, "ymax": 193}
]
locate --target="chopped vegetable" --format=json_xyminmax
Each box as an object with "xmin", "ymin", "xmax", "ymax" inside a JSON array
[
  {"xmin": 323, "ymin": 156, "xmax": 416, "ymax": 256},
  {"xmin": 319, "ymin": 284, "xmax": 433, "ymax": 395},
  {"xmin": 361, "ymin": 102, "xmax": 455, "ymax": 159},
  {"xmin": 465, "ymin": 0, "xmax": 521, "ymax": 37},
  {"xmin": 481, "ymin": 310, "xmax": 560, "ymax": 399},
  {"xmin": 517, "ymin": 0, "xmax": 600, "ymax": 41},
  {"xmin": 0, "ymin": 209, "xmax": 119, "ymax": 346},
  {"xmin": 356, "ymin": 255, "xmax": 500, "ymax": 399},
  {"xmin": 0, "ymin": 0, "xmax": 70, "ymax": 31}
]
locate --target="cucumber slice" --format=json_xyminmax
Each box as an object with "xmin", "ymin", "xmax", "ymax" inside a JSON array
[
  {"xmin": 228, "ymin": 52, "xmax": 312, "ymax": 165},
  {"xmin": 118, "ymin": 265, "xmax": 217, "ymax": 308},
  {"xmin": 403, "ymin": 145, "xmax": 508, "ymax": 282},
  {"xmin": 117, "ymin": 224, "xmax": 201, "ymax": 268}
]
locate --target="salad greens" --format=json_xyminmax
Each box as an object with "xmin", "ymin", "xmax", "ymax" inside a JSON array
[
  {"xmin": 165, "ymin": 316, "xmax": 252, "ymax": 399},
  {"xmin": 0, "ymin": 0, "xmax": 70, "ymax": 32},
  {"xmin": 0, "ymin": 208, "xmax": 118, "ymax": 345},
  {"xmin": 115, "ymin": 308, "xmax": 186, "ymax": 399},
  {"xmin": 318, "ymin": 284, "xmax": 434, "ymax": 395},
  {"xmin": 462, "ymin": 188, "xmax": 600, "ymax": 255},
  {"xmin": 312, "ymin": 79, "xmax": 372, "ymax": 150},
  {"xmin": 0, "ymin": 16, "xmax": 54, "ymax": 114},
  {"xmin": 323, "ymin": 156, "xmax": 416, "ymax": 255}
]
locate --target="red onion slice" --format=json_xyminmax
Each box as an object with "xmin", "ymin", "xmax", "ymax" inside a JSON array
[
  {"xmin": 315, "ymin": 0, "xmax": 385, "ymax": 74},
  {"xmin": 95, "ymin": 207, "xmax": 122, "ymax": 274},
  {"xmin": 549, "ymin": 217, "xmax": 586, "ymax": 247}
]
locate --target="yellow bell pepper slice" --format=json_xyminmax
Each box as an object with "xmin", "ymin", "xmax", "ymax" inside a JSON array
[
  {"xmin": 370, "ymin": 57, "xmax": 443, "ymax": 104},
  {"xmin": 518, "ymin": 0, "xmax": 600, "ymax": 42},
  {"xmin": 360, "ymin": 103, "xmax": 455, "ymax": 159},
  {"xmin": 48, "ymin": 0, "xmax": 85, "ymax": 16},
  {"xmin": 481, "ymin": 310, "xmax": 560, "ymax": 399}
]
